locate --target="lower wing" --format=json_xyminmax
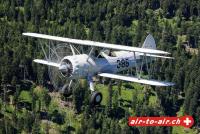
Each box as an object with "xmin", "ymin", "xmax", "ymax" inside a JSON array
[
  {"xmin": 139, "ymin": 53, "xmax": 174, "ymax": 59},
  {"xmin": 98, "ymin": 73, "xmax": 175, "ymax": 87}
]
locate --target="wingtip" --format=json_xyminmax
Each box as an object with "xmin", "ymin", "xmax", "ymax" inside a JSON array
[
  {"xmin": 22, "ymin": 32, "xmax": 35, "ymax": 36},
  {"xmin": 33, "ymin": 59, "xmax": 44, "ymax": 63},
  {"xmin": 170, "ymin": 57, "xmax": 175, "ymax": 60},
  {"xmin": 164, "ymin": 51, "xmax": 171, "ymax": 55},
  {"xmin": 22, "ymin": 32, "xmax": 30, "ymax": 36},
  {"xmin": 167, "ymin": 82, "xmax": 175, "ymax": 86},
  {"xmin": 33, "ymin": 59, "xmax": 39, "ymax": 63}
]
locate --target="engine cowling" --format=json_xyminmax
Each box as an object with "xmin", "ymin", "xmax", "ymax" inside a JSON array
[
  {"xmin": 59, "ymin": 59, "xmax": 73, "ymax": 77},
  {"xmin": 59, "ymin": 54, "xmax": 97, "ymax": 79}
]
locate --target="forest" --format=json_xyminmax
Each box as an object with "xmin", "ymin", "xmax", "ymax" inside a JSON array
[{"xmin": 0, "ymin": 0, "xmax": 200, "ymax": 133}]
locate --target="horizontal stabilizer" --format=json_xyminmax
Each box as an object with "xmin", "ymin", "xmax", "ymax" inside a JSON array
[
  {"xmin": 139, "ymin": 53, "xmax": 174, "ymax": 59},
  {"xmin": 98, "ymin": 73, "xmax": 175, "ymax": 87},
  {"xmin": 34, "ymin": 59, "xmax": 60, "ymax": 67},
  {"xmin": 23, "ymin": 33, "xmax": 170, "ymax": 55}
]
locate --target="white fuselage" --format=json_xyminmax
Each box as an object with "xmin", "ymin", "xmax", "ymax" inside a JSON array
[{"xmin": 61, "ymin": 51, "xmax": 145, "ymax": 79}]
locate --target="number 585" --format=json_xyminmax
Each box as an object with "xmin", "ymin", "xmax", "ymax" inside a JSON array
[{"xmin": 117, "ymin": 59, "xmax": 129, "ymax": 68}]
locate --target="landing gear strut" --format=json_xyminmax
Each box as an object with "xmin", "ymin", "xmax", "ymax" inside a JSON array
[
  {"xmin": 90, "ymin": 91, "xmax": 102, "ymax": 105},
  {"xmin": 88, "ymin": 76, "xmax": 102, "ymax": 106}
]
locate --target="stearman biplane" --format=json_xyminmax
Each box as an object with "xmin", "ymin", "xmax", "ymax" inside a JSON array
[{"xmin": 23, "ymin": 33, "xmax": 175, "ymax": 105}]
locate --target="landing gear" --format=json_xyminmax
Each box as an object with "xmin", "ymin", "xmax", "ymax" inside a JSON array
[
  {"xmin": 87, "ymin": 76, "xmax": 102, "ymax": 106},
  {"xmin": 63, "ymin": 89, "xmax": 72, "ymax": 97},
  {"xmin": 90, "ymin": 91, "xmax": 102, "ymax": 105},
  {"xmin": 62, "ymin": 84, "xmax": 72, "ymax": 97}
]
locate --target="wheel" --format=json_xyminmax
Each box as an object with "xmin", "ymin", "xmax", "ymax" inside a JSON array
[
  {"xmin": 62, "ymin": 84, "xmax": 72, "ymax": 97},
  {"xmin": 90, "ymin": 91, "xmax": 102, "ymax": 105},
  {"xmin": 63, "ymin": 90, "xmax": 72, "ymax": 97}
]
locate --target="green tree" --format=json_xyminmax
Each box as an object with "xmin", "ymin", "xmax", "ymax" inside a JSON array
[{"xmin": 24, "ymin": 0, "xmax": 32, "ymax": 21}]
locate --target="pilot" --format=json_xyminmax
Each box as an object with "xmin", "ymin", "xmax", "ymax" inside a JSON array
[{"xmin": 94, "ymin": 50, "xmax": 99, "ymax": 57}]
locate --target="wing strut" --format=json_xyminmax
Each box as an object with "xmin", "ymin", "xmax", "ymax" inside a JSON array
[
  {"xmin": 87, "ymin": 47, "xmax": 94, "ymax": 61},
  {"xmin": 139, "ymin": 53, "xmax": 145, "ymax": 79},
  {"xmin": 134, "ymin": 52, "xmax": 152, "ymax": 80},
  {"xmin": 69, "ymin": 44, "xmax": 81, "ymax": 55},
  {"xmin": 145, "ymin": 53, "xmax": 150, "ymax": 79},
  {"xmin": 133, "ymin": 52, "xmax": 139, "ymax": 78},
  {"xmin": 39, "ymin": 40, "xmax": 48, "ymax": 60},
  {"xmin": 70, "ymin": 44, "xmax": 76, "ymax": 55}
]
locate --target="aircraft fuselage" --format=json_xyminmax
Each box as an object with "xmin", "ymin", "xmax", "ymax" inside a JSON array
[{"xmin": 62, "ymin": 52, "xmax": 146, "ymax": 79}]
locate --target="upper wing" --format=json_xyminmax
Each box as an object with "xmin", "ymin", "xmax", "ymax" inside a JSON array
[
  {"xmin": 23, "ymin": 33, "xmax": 170, "ymax": 55},
  {"xmin": 34, "ymin": 59, "xmax": 60, "ymax": 67},
  {"xmin": 98, "ymin": 73, "xmax": 175, "ymax": 87}
]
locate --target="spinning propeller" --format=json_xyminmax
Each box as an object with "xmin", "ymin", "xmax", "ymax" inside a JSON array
[{"xmin": 42, "ymin": 43, "xmax": 81, "ymax": 96}]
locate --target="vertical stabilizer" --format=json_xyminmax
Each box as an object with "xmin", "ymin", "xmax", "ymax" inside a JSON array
[{"xmin": 142, "ymin": 34, "xmax": 156, "ymax": 49}]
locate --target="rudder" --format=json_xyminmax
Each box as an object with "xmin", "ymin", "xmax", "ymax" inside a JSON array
[{"xmin": 142, "ymin": 34, "xmax": 156, "ymax": 49}]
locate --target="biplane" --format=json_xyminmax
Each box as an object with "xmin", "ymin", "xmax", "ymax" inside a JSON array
[{"xmin": 23, "ymin": 33, "xmax": 174, "ymax": 105}]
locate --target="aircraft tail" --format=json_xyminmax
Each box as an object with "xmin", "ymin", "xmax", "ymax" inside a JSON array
[{"xmin": 142, "ymin": 34, "xmax": 156, "ymax": 49}]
